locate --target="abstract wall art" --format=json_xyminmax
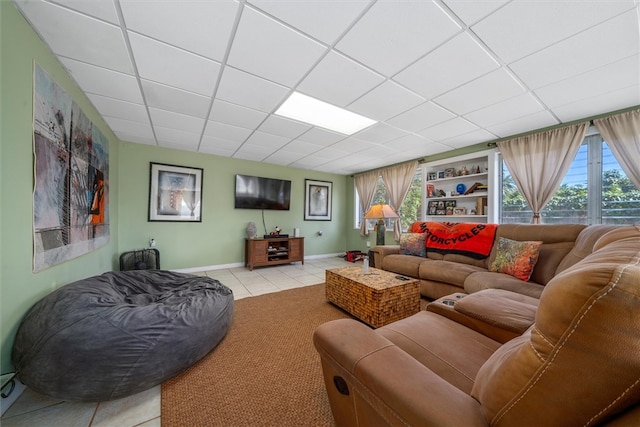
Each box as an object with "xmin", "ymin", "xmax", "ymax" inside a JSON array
[{"xmin": 33, "ymin": 64, "xmax": 109, "ymax": 272}]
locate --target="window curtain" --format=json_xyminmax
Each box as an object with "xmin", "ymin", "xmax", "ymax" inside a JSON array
[
  {"xmin": 497, "ymin": 122, "xmax": 588, "ymax": 224},
  {"xmin": 381, "ymin": 160, "xmax": 419, "ymax": 241},
  {"xmin": 594, "ymin": 109, "xmax": 640, "ymax": 190},
  {"xmin": 354, "ymin": 170, "xmax": 379, "ymax": 236}
]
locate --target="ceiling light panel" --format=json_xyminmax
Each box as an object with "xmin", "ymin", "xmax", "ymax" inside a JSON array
[{"xmin": 275, "ymin": 92, "xmax": 377, "ymax": 135}]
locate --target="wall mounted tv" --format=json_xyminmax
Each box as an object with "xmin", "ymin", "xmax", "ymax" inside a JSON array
[{"xmin": 235, "ymin": 174, "xmax": 292, "ymax": 211}]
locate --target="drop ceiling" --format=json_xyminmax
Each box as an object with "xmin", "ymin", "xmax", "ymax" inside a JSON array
[{"xmin": 13, "ymin": 0, "xmax": 640, "ymax": 175}]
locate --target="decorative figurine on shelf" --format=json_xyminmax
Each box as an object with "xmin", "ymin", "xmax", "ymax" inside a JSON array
[
  {"xmin": 246, "ymin": 221, "xmax": 257, "ymax": 239},
  {"xmin": 269, "ymin": 226, "xmax": 282, "ymax": 236},
  {"xmin": 461, "ymin": 166, "xmax": 469, "ymax": 175}
]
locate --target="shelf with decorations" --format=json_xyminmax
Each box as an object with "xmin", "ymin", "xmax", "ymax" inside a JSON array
[{"xmin": 422, "ymin": 150, "xmax": 498, "ymax": 223}]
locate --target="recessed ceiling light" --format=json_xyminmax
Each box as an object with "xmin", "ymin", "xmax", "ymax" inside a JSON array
[{"xmin": 275, "ymin": 92, "xmax": 377, "ymax": 135}]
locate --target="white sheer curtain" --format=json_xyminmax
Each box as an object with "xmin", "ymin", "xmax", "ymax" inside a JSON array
[
  {"xmin": 381, "ymin": 160, "xmax": 419, "ymax": 241},
  {"xmin": 497, "ymin": 122, "xmax": 588, "ymax": 224},
  {"xmin": 354, "ymin": 170, "xmax": 379, "ymax": 236},
  {"xmin": 594, "ymin": 109, "xmax": 640, "ymax": 190}
]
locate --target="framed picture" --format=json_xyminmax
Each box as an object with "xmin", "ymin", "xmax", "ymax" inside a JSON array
[
  {"xmin": 427, "ymin": 172, "xmax": 437, "ymax": 181},
  {"xmin": 148, "ymin": 162, "xmax": 203, "ymax": 222},
  {"xmin": 304, "ymin": 179, "xmax": 332, "ymax": 221},
  {"xmin": 428, "ymin": 200, "xmax": 438, "ymax": 215},
  {"xmin": 454, "ymin": 207, "xmax": 467, "ymax": 216},
  {"xmin": 437, "ymin": 170, "xmax": 445, "ymax": 179}
]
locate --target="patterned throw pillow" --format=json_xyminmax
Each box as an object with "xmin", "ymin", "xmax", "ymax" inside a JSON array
[
  {"xmin": 489, "ymin": 237, "xmax": 543, "ymax": 281},
  {"xmin": 399, "ymin": 233, "xmax": 427, "ymax": 257}
]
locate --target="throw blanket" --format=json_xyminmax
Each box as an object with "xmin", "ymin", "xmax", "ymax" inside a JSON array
[{"xmin": 411, "ymin": 221, "xmax": 498, "ymax": 259}]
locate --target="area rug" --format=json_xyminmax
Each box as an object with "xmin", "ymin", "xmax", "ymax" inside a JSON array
[{"xmin": 161, "ymin": 283, "xmax": 351, "ymax": 426}]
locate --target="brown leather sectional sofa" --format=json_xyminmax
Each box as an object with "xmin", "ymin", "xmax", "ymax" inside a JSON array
[{"xmin": 314, "ymin": 224, "xmax": 640, "ymax": 425}]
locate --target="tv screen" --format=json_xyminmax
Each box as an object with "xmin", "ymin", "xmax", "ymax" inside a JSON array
[{"xmin": 235, "ymin": 174, "xmax": 292, "ymax": 211}]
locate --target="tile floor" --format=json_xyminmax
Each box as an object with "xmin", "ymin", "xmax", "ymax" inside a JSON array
[{"xmin": 1, "ymin": 256, "xmax": 352, "ymax": 427}]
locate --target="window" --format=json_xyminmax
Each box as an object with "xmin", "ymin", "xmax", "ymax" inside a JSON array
[
  {"xmin": 354, "ymin": 168, "xmax": 423, "ymax": 232},
  {"xmin": 500, "ymin": 133, "xmax": 640, "ymax": 224}
]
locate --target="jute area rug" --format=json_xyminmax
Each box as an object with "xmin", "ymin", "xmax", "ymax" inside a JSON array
[{"xmin": 161, "ymin": 283, "xmax": 351, "ymax": 426}]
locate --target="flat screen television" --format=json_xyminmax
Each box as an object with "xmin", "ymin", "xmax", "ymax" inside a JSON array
[{"xmin": 234, "ymin": 174, "xmax": 292, "ymax": 210}]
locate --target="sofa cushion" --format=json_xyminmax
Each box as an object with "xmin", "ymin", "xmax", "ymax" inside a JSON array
[
  {"xmin": 464, "ymin": 271, "xmax": 545, "ymax": 299},
  {"xmin": 381, "ymin": 253, "xmax": 424, "ymax": 278},
  {"xmin": 555, "ymin": 224, "xmax": 622, "ymax": 273},
  {"xmin": 399, "ymin": 232, "xmax": 426, "ymax": 257},
  {"xmin": 377, "ymin": 311, "xmax": 501, "ymax": 394},
  {"xmin": 419, "ymin": 260, "xmax": 486, "ymax": 287},
  {"xmin": 528, "ymin": 241, "xmax": 574, "ymax": 285},
  {"xmin": 471, "ymin": 225, "xmax": 640, "ymax": 426},
  {"xmin": 489, "ymin": 237, "xmax": 543, "ymax": 281}
]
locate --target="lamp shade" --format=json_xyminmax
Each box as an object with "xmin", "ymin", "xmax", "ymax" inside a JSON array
[{"xmin": 364, "ymin": 204, "xmax": 399, "ymax": 220}]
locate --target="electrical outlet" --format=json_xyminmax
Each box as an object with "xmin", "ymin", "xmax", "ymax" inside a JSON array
[
  {"xmin": 149, "ymin": 238, "xmax": 156, "ymax": 247},
  {"xmin": 366, "ymin": 241, "xmax": 371, "ymax": 247}
]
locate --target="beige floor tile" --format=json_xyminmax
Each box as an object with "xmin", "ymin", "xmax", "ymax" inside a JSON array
[
  {"xmin": 0, "ymin": 401, "xmax": 96, "ymax": 427},
  {"xmin": 91, "ymin": 386, "xmax": 160, "ymax": 427}
]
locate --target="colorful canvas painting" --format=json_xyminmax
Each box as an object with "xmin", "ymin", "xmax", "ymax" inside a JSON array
[{"xmin": 33, "ymin": 64, "xmax": 109, "ymax": 272}]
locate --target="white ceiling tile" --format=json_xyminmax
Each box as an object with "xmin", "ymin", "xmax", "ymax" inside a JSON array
[
  {"xmin": 258, "ymin": 116, "xmax": 311, "ymax": 139},
  {"xmin": 16, "ymin": 1, "xmax": 132, "ymax": 73},
  {"xmin": 535, "ymin": 55, "xmax": 640, "ymax": 108},
  {"xmin": 434, "ymin": 69, "xmax": 525, "ymax": 115},
  {"xmin": 141, "ymin": 80, "xmax": 211, "ymax": 119},
  {"xmin": 159, "ymin": 140, "xmax": 199, "ymax": 151},
  {"xmin": 117, "ymin": 132, "xmax": 157, "ymax": 146},
  {"xmin": 472, "ymin": 1, "xmax": 637, "ymax": 63},
  {"xmin": 199, "ymin": 145, "xmax": 237, "ymax": 157},
  {"xmin": 216, "ymin": 67, "xmax": 289, "ymax": 112},
  {"xmin": 209, "ymin": 100, "xmax": 268, "ymax": 129},
  {"xmin": 486, "ymin": 110, "xmax": 559, "ymax": 138},
  {"xmin": 510, "ymin": 10, "xmax": 640, "ymax": 90},
  {"xmin": 104, "ymin": 116, "xmax": 154, "ymax": 139},
  {"xmin": 281, "ymin": 140, "xmax": 324, "ymax": 155},
  {"xmin": 199, "ymin": 135, "xmax": 243, "ymax": 152},
  {"xmin": 348, "ymin": 81, "xmax": 425, "ymax": 121},
  {"xmin": 352, "ymin": 123, "xmax": 408, "ymax": 144},
  {"xmin": 441, "ymin": 129, "xmax": 496, "ymax": 148},
  {"xmin": 51, "ymin": 0, "xmax": 120, "ymax": 24},
  {"xmin": 297, "ymin": 51, "xmax": 385, "ymax": 107},
  {"xmin": 227, "ymin": 6, "xmax": 326, "ymax": 86},
  {"xmin": 464, "ymin": 94, "xmax": 545, "ymax": 128},
  {"xmin": 148, "ymin": 108, "xmax": 205, "ymax": 134},
  {"xmin": 289, "ymin": 156, "xmax": 331, "ymax": 169},
  {"xmin": 386, "ymin": 102, "xmax": 456, "ymax": 132},
  {"xmin": 203, "ymin": 121, "xmax": 253, "ymax": 143},
  {"xmin": 333, "ymin": 137, "xmax": 379, "ymax": 153},
  {"xmin": 441, "ymin": 0, "xmax": 509, "ymax": 26},
  {"xmin": 383, "ymin": 134, "xmax": 432, "ymax": 151},
  {"xmin": 154, "ymin": 126, "xmax": 201, "ymax": 147},
  {"xmin": 336, "ymin": 1, "xmax": 460, "ymax": 76},
  {"xmin": 312, "ymin": 146, "xmax": 350, "ymax": 160},
  {"xmin": 296, "ymin": 128, "xmax": 346, "ymax": 146},
  {"xmin": 129, "ymin": 33, "xmax": 220, "ymax": 96},
  {"xmin": 244, "ymin": 131, "xmax": 290, "ymax": 149},
  {"xmin": 60, "ymin": 58, "xmax": 143, "ymax": 103},
  {"xmin": 87, "ymin": 94, "xmax": 148, "ymax": 123},
  {"xmin": 394, "ymin": 33, "xmax": 499, "ymax": 99},
  {"xmin": 248, "ymin": 0, "xmax": 371, "ymax": 45},
  {"xmin": 262, "ymin": 151, "xmax": 306, "ymax": 165},
  {"xmin": 233, "ymin": 144, "xmax": 273, "ymax": 161},
  {"xmin": 550, "ymin": 86, "xmax": 640, "ymax": 123},
  {"xmin": 419, "ymin": 117, "xmax": 478, "ymax": 141},
  {"xmin": 120, "ymin": 0, "xmax": 238, "ymax": 61}
]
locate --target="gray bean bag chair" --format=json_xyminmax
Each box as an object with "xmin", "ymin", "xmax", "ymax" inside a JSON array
[{"xmin": 12, "ymin": 270, "xmax": 234, "ymax": 402}]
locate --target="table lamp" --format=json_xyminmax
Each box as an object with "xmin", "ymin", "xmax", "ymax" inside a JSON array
[{"xmin": 364, "ymin": 203, "xmax": 399, "ymax": 246}]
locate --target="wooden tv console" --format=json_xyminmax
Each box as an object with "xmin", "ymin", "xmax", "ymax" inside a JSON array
[{"xmin": 245, "ymin": 236, "xmax": 304, "ymax": 271}]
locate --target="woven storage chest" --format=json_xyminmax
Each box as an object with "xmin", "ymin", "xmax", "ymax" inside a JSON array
[{"xmin": 326, "ymin": 266, "xmax": 420, "ymax": 328}]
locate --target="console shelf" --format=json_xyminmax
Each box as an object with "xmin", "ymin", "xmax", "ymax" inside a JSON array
[{"xmin": 245, "ymin": 236, "xmax": 304, "ymax": 271}]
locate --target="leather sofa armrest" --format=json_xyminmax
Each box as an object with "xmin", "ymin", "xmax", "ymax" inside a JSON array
[
  {"xmin": 313, "ymin": 319, "xmax": 487, "ymax": 427},
  {"xmin": 372, "ymin": 245, "xmax": 400, "ymax": 269}
]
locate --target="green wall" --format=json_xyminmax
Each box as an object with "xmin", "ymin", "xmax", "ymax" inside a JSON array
[
  {"xmin": 117, "ymin": 142, "xmax": 349, "ymax": 270},
  {"xmin": 0, "ymin": 2, "xmax": 120, "ymax": 373}
]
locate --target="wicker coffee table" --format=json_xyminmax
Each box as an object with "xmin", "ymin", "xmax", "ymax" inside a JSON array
[{"xmin": 325, "ymin": 266, "xmax": 420, "ymax": 328}]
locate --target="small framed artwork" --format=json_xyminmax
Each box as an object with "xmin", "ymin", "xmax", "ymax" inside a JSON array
[
  {"xmin": 304, "ymin": 179, "xmax": 332, "ymax": 221},
  {"xmin": 436, "ymin": 209, "xmax": 446, "ymax": 216},
  {"xmin": 445, "ymin": 200, "xmax": 457, "ymax": 208},
  {"xmin": 437, "ymin": 171, "xmax": 445, "ymax": 179},
  {"xmin": 454, "ymin": 207, "xmax": 467, "ymax": 216},
  {"xmin": 428, "ymin": 200, "xmax": 438, "ymax": 215},
  {"xmin": 427, "ymin": 172, "xmax": 437, "ymax": 181},
  {"xmin": 149, "ymin": 162, "xmax": 203, "ymax": 222}
]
